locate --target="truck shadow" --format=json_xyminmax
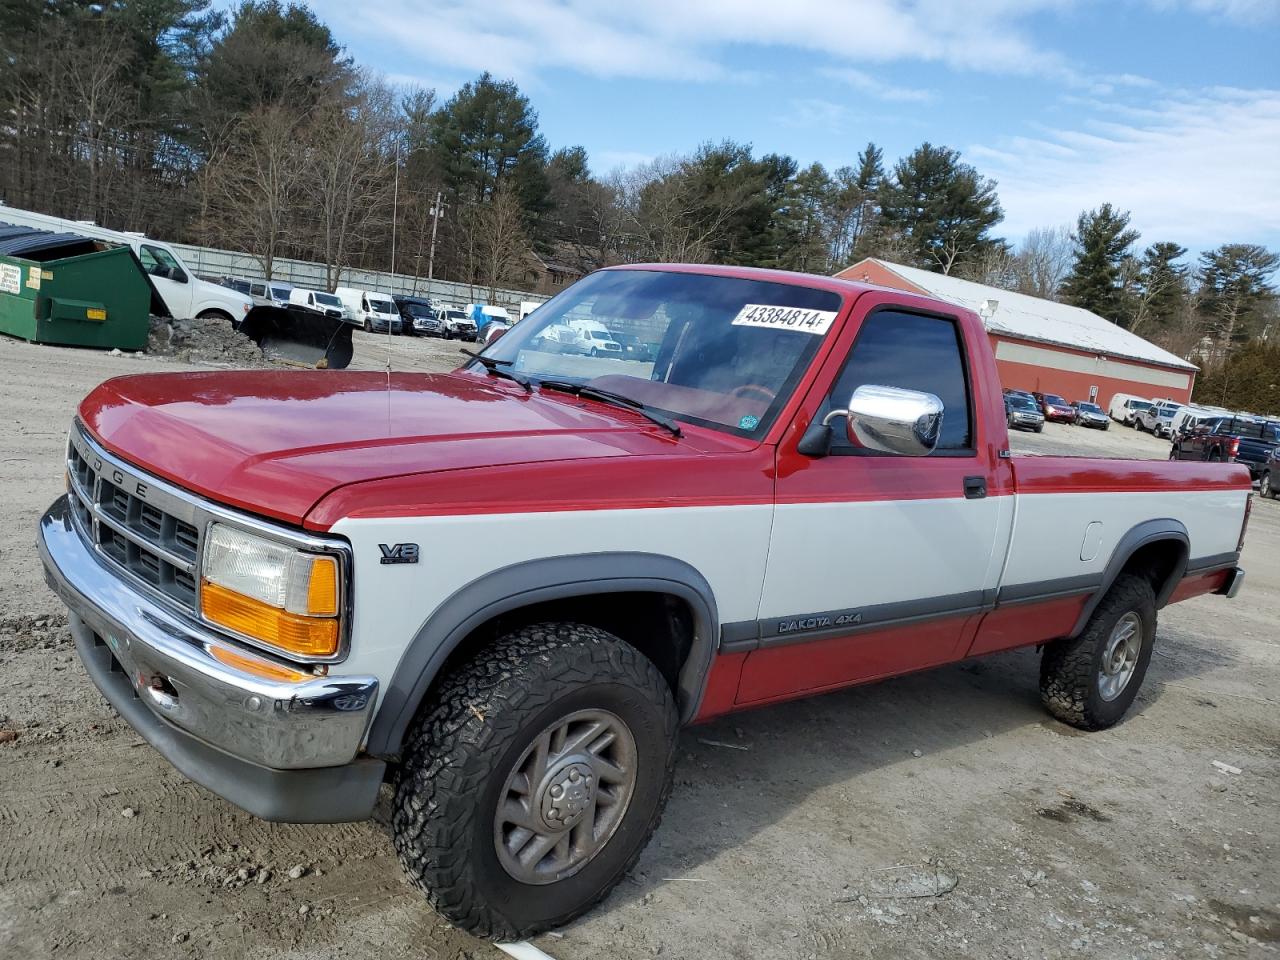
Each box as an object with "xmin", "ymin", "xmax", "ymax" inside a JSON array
[{"xmin": 582, "ymin": 625, "xmax": 1235, "ymax": 921}]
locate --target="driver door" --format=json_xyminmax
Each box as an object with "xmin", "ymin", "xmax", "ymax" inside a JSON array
[{"xmin": 738, "ymin": 304, "xmax": 1010, "ymax": 706}]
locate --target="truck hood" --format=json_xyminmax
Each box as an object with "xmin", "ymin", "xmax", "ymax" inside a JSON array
[{"xmin": 79, "ymin": 370, "xmax": 732, "ymax": 525}]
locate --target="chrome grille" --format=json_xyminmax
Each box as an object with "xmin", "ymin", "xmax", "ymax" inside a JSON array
[
  {"xmin": 63, "ymin": 421, "xmax": 355, "ymax": 664},
  {"xmin": 67, "ymin": 435, "xmax": 201, "ymax": 611}
]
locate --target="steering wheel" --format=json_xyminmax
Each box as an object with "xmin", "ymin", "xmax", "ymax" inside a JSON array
[{"xmin": 731, "ymin": 384, "xmax": 777, "ymax": 404}]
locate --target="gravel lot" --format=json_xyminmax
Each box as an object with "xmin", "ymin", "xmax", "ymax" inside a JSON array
[{"xmin": 1, "ymin": 334, "xmax": 1276, "ymax": 960}]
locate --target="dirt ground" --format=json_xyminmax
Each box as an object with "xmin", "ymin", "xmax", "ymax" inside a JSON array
[{"xmin": 1, "ymin": 333, "xmax": 1276, "ymax": 960}]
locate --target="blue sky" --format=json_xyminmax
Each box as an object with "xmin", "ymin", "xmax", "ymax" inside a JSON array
[{"xmin": 297, "ymin": 0, "xmax": 1279, "ymax": 256}]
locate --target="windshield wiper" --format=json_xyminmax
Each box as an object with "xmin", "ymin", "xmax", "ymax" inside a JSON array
[
  {"xmin": 537, "ymin": 380, "xmax": 682, "ymax": 438},
  {"xmin": 459, "ymin": 348, "xmax": 531, "ymax": 393}
]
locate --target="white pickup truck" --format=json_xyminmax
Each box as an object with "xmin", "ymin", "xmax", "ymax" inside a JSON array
[
  {"xmin": 0, "ymin": 204, "xmax": 253, "ymax": 324},
  {"xmin": 38, "ymin": 264, "xmax": 1250, "ymax": 941}
]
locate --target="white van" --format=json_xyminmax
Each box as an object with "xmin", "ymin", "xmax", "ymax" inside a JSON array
[
  {"xmin": 566, "ymin": 317, "xmax": 623, "ymax": 357},
  {"xmin": 1108, "ymin": 393, "xmax": 1154, "ymax": 427},
  {"xmin": 288, "ymin": 287, "xmax": 346, "ymax": 320},
  {"xmin": 0, "ymin": 203, "xmax": 252, "ymax": 323},
  {"xmin": 334, "ymin": 287, "xmax": 401, "ymax": 333}
]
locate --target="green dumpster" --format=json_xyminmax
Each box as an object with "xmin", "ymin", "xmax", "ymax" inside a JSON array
[{"xmin": 0, "ymin": 222, "xmax": 153, "ymax": 350}]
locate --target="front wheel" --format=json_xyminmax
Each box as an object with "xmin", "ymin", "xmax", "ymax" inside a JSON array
[
  {"xmin": 1040, "ymin": 574, "xmax": 1156, "ymax": 731},
  {"xmin": 1261, "ymin": 471, "xmax": 1275, "ymax": 499},
  {"xmin": 392, "ymin": 623, "xmax": 678, "ymax": 941},
  {"xmin": 1169, "ymin": 445, "xmax": 1180, "ymax": 460}
]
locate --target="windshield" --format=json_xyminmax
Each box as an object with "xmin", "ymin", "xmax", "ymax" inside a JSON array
[
  {"xmin": 1009, "ymin": 396, "xmax": 1038, "ymax": 411},
  {"xmin": 1044, "ymin": 394, "xmax": 1066, "ymax": 405},
  {"xmin": 446, "ymin": 311, "xmax": 467, "ymax": 322},
  {"xmin": 481, "ymin": 269, "xmax": 842, "ymax": 437},
  {"xmin": 370, "ymin": 299, "xmax": 395, "ymax": 314},
  {"xmin": 271, "ymin": 287, "xmax": 291, "ymax": 300},
  {"xmin": 1077, "ymin": 402, "xmax": 1102, "ymax": 413},
  {"xmin": 314, "ymin": 292, "xmax": 341, "ymax": 307},
  {"xmin": 1157, "ymin": 403, "xmax": 1181, "ymax": 416},
  {"xmin": 406, "ymin": 304, "xmax": 434, "ymax": 317},
  {"xmin": 1130, "ymin": 400, "xmax": 1153, "ymax": 412}
]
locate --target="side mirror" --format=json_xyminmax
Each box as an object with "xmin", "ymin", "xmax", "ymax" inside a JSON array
[{"xmin": 825, "ymin": 384, "xmax": 943, "ymax": 457}]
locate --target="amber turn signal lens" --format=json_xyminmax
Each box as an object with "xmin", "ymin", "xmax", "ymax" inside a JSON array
[
  {"xmin": 209, "ymin": 643, "xmax": 310, "ymax": 682},
  {"xmin": 201, "ymin": 580, "xmax": 339, "ymax": 657},
  {"xmin": 306, "ymin": 555, "xmax": 339, "ymax": 616}
]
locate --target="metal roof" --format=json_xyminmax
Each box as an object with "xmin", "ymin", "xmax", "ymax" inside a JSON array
[
  {"xmin": 0, "ymin": 221, "xmax": 98, "ymax": 258},
  {"xmin": 852, "ymin": 259, "xmax": 1198, "ymax": 372}
]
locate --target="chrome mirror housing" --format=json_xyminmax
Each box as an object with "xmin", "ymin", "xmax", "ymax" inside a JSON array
[{"xmin": 824, "ymin": 384, "xmax": 943, "ymax": 457}]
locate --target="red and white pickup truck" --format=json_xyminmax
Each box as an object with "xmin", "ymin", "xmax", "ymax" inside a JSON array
[{"xmin": 38, "ymin": 264, "xmax": 1250, "ymax": 940}]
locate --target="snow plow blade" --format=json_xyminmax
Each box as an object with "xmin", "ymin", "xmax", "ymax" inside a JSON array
[{"xmin": 235, "ymin": 306, "xmax": 354, "ymax": 369}]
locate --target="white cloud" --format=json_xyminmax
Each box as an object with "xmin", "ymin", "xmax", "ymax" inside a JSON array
[
  {"xmin": 780, "ymin": 98, "xmax": 852, "ymax": 132},
  {"xmin": 969, "ymin": 86, "xmax": 1280, "ymax": 250},
  {"xmin": 1152, "ymin": 0, "xmax": 1280, "ymax": 23},
  {"xmin": 820, "ymin": 67, "xmax": 932, "ymax": 103},
  {"xmin": 310, "ymin": 0, "xmax": 1074, "ymax": 85}
]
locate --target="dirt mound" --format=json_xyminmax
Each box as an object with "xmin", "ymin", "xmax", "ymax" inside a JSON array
[{"xmin": 147, "ymin": 315, "xmax": 270, "ymax": 367}]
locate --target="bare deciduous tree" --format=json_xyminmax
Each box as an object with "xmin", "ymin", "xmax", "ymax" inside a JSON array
[{"xmin": 201, "ymin": 106, "xmax": 306, "ymax": 279}]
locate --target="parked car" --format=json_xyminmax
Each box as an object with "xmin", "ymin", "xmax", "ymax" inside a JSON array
[
  {"xmin": 335, "ymin": 287, "xmax": 401, "ymax": 333},
  {"xmin": 1169, "ymin": 406, "xmax": 1226, "ymax": 440},
  {"xmin": 465, "ymin": 303, "xmax": 511, "ymax": 334},
  {"xmin": 1005, "ymin": 392, "xmax": 1045, "ymax": 432},
  {"xmin": 287, "ymin": 287, "xmax": 346, "ymax": 321},
  {"xmin": 1071, "ymin": 401, "xmax": 1109, "ymax": 430},
  {"xmin": 1109, "ymin": 394, "xmax": 1154, "ymax": 427},
  {"xmin": 1170, "ymin": 414, "xmax": 1280, "ymax": 476},
  {"xmin": 1033, "ymin": 392, "xmax": 1077, "ymax": 424},
  {"xmin": 1137, "ymin": 401, "xmax": 1183, "ymax": 438},
  {"xmin": 394, "ymin": 295, "xmax": 447, "ymax": 337},
  {"xmin": 612, "ymin": 332, "xmax": 656, "ymax": 362},
  {"xmin": 439, "ymin": 306, "xmax": 477, "ymax": 341},
  {"xmin": 39, "ymin": 264, "xmax": 1251, "ymax": 942},
  {"xmin": 1260, "ymin": 447, "xmax": 1279, "ymax": 499}
]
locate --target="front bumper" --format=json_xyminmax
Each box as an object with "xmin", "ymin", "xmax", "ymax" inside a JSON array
[{"xmin": 38, "ymin": 497, "xmax": 384, "ymax": 822}]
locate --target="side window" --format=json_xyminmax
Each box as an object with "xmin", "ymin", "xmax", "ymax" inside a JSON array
[
  {"xmin": 140, "ymin": 244, "xmax": 186, "ymax": 282},
  {"xmin": 826, "ymin": 310, "xmax": 973, "ymax": 452}
]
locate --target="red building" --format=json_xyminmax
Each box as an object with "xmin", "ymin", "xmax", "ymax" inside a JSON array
[{"xmin": 835, "ymin": 258, "xmax": 1196, "ymax": 409}]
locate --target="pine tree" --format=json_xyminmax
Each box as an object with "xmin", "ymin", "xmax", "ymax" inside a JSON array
[
  {"xmin": 1061, "ymin": 204, "xmax": 1140, "ymax": 323},
  {"xmin": 1198, "ymin": 243, "xmax": 1280, "ymax": 348},
  {"xmin": 877, "ymin": 143, "xmax": 1003, "ymax": 273}
]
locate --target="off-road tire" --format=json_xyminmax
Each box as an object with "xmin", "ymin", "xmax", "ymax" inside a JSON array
[
  {"xmin": 391, "ymin": 623, "xmax": 678, "ymax": 941},
  {"xmin": 1040, "ymin": 574, "xmax": 1156, "ymax": 731}
]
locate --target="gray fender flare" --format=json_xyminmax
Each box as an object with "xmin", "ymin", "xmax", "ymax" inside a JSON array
[
  {"xmin": 1068, "ymin": 518, "xmax": 1189, "ymax": 638},
  {"xmin": 365, "ymin": 552, "xmax": 720, "ymax": 758}
]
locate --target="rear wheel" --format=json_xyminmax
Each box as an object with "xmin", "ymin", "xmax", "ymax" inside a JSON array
[
  {"xmin": 1040, "ymin": 575, "xmax": 1156, "ymax": 731},
  {"xmin": 1261, "ymin": 471, "xmax": 1275, "ymax": 499},
  {"xmin": 1169, "ymin": 445, "xmax": 1180, "ymax": 460},
  {"xmin": 1210, "ymin": 448, "xmax": 1226, "ymax": 462},
  {"xmin": 392, "ymin": 623, "xmax": 678, "ymax": 941}
]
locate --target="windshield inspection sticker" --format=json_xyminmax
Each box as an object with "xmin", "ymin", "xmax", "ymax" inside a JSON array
[{"xmin": 731, "ymin": 303, "xmax": 837, "ymax": 335}]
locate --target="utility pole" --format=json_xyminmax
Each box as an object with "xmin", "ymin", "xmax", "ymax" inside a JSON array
[{"xmin": 426, "ymin": 191, "xmax": 444, "ymax": 301}]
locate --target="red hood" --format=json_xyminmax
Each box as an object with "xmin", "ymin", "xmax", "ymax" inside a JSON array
[{"xmin": 79, "ymin": 370, "xmax": 740, "ymax": 525}]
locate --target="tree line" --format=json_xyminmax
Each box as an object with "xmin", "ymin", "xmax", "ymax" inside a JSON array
[{"xmin": 1, "ymin": 0, "xmax": 1276, "ymax": 407}]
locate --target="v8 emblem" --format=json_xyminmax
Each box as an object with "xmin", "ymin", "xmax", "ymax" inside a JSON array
[{"xmin": 379, "ymin": 543, "xmax": 419, "ymax": 565}]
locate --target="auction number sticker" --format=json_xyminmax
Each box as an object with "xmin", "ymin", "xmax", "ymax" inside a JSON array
[
  {"xmin": 0, "ymin": 264, "xmax": 19, "ymax": 295},
  {"xmin": 731, "ymin": 303, "xmax": 837, "ymax": 335}
]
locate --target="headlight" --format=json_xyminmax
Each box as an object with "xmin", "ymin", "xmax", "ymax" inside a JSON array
[{"xmin": 200, "ymin": 523, "xmax": 341, "ymax": 658}]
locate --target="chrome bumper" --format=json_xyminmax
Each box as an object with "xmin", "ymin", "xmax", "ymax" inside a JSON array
[{"xmin": 38, "ymin": 496, "xmax": 378, "ymax": 771}]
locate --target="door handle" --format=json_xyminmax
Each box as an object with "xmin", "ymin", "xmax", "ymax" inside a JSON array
[{"xmin": 963, "ymin": 476, "xmax": 987, "ymax": 499}]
